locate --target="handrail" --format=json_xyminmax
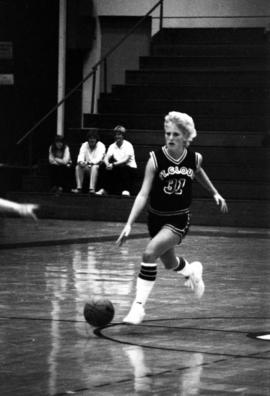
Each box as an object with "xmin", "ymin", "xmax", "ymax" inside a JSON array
[{"xmin": 17, "ymin": 0, "xmax": 164, "ymax": 146}]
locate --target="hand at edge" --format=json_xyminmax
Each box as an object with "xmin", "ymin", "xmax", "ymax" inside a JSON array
[{"xmin": 116, "ymin": 224, "xmax": 131, "ymax": 246}]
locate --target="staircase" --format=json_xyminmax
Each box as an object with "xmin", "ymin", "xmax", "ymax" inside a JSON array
[
  {"xmin": 11, "ymin": 27, "xmax": 270, "ymax": 228},
  {"xmin": 84, "ymin": 27, "xmax": 270, "ymax": 227}
]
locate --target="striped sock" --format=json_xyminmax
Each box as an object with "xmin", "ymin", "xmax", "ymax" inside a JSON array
[
  {"xmin": 174, "ymin": 257, "xmax": 191, "ymax": 276},
  {"xmin": 135, "ymin": 262, "xmax": 157, "ymax": 306}
]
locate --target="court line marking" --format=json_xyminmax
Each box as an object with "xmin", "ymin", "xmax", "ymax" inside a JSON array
[
  {"xmin": 95, "ymin": 322, "xmax": 270, "ymax": 360},
  {"xmin": 0, "ymin": 233, "xmax": 148, "ymax": 250},
  {"xmin": 2, "ymin": 315, "xmax": 269, "ymax": 395},
  {"xmin": 0, "ymin": 228, "xmax": 269, "ymax": 250},
  {"xmin": 50, "ymin": 355, "xmax": 240, "ymax": 396},
  {"xmin": 51, "ymin": 318, "xmax": 270, "ymax": 395},
  {"xmin": 1, "ymin": 315, "xmax": 270, "ymax": 325},
  {"xmin": 2, "ymin": 315, "xmax": 269, "ymax": 358},
  {"xmin": 247, "ymin": 332, "xmax": 270, "ymax": 342},
  {"xmin": 0, "ymin": 229, "xmax": 270, "ymax": 250}
]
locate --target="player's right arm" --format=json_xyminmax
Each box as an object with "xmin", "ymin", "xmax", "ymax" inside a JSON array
[{"xmin": 116, "ymin": 158, "xmax": 155, "ymax": 246}]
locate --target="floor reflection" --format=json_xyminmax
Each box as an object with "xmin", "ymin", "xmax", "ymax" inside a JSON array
[
  {"xmin": 123, "ymin": 345, "xmax": 153, "ymax": 393},
  {"xmin": 123, "ymin": 343, "xmax": 204, "ymax": 395},
  {"xmin": 1, "ymin": 225, "xmax": 269, "ymax": 395},
  {"xmin": 44, "ymin": 243, "xmax": 137, "ymax": 394}
]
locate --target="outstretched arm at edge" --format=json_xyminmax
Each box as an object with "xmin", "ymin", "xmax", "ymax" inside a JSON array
[
  {"xmin": 116, "ymin": 158, "xmax": 155, "ymax": 246},
  {"xmin": 0, "ymin": 198, "xmax": 39, "ymax": 220}
]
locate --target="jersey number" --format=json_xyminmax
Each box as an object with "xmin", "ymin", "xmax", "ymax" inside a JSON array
[{"xmin": 163, "ymin": 178, "xmax": 186, "ymax": 195}]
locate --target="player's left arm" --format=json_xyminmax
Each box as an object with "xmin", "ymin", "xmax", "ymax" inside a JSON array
[{"xmin": 194, "ymin": 154, "xmax": 228, "ymax": 213}]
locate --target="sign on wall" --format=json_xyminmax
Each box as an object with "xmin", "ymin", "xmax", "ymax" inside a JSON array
[
  {"xmin": 0, "ymin": 42, "xmax": 13, "ymax": 59},
  {"xmin": 0, "ymin": 74, "xmax": 14, "ymax": 85}
]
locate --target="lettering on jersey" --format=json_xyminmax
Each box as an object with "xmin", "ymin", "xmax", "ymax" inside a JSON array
[
  {"xmin": 164, "ymin": 178, "xmax": 186, "ymax": 195},
  {"xmin": 159, "ymin": 166, "xmax": 194, "ymax": 180}
]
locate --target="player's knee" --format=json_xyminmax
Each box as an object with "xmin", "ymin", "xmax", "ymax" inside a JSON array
[{"xmin": 142, "ymin": 249, "xmax": 157, "ymax": 263}]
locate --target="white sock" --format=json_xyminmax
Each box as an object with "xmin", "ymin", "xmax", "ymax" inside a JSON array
[{"xmin": 134, "ymin": 262, "xmax": 157, "ymax": 306}]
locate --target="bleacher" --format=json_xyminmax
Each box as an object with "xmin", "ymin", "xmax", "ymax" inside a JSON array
[{"xmin": 8, "ymin": 27, "xmax": 270, "ymax": 228}]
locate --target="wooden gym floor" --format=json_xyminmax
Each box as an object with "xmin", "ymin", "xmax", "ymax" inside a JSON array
[{"xmin": 0, "ymin": 218, "xmax": 269, "ymax": 395}]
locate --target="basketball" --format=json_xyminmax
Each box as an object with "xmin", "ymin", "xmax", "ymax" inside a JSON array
[{"xmin": 83, "ymin": 298, "xmax": 115, "ymax": 327}]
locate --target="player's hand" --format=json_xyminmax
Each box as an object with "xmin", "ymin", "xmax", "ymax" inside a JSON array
[
  {"xmin": 116, "ymin": 224, "xmax": 131, "ymax": 246},
  {"xmin": 213, "ymin": 193, "xmax": 228, "ymax": 213},
  {"xmin": 106, "ymin": 163, "xmax": 113, "ymax": 171},
  {"xmin": 17, "ymin": 204, "xmax": 39, "ymax": 221}
]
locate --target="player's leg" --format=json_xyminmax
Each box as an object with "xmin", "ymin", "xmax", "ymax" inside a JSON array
[
  {"xmin": 160, "ymin": 248, "xmax": 204, "ymax": 299},
  {"xmin": 123, "ymin": 227, "xmax": 179, "ymax": 324},
  {"xmin": 159, "ymin": 247, "xmax": 178, "ymax": 269},
  {"xmin": 161, "ymin": 213, "xmax": 205, "ymax": 298}
]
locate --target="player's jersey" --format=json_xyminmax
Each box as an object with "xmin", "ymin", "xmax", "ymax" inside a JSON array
[{"xmin": 149, "ymin": 146, "xmax": 201, "ymax": 215}]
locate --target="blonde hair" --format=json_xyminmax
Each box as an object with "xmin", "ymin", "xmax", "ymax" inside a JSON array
[{"xmin": 164, "ymin": 111, "xmax": 197, "ymax": 146}]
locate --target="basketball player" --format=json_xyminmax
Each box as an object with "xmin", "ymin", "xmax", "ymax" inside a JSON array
[
  {"xmin": 116, "ymin": 111, "xmax": 228, "ymax": 324},
  {"xmin": 0, "ymin": 197, "xmax": 38, "ymax": 220}
]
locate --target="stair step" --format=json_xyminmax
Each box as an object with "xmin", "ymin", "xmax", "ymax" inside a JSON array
[
  {"xmin": 65, "ymin": 134, "xmax": 268, "ymax": 164},
  {"xmin": 22, "ymin": 175, "xmax": 50, "ymax": 192},
  {"xmin": 194, "ymin": 163, "xmax": 269, "ymax": 182},
  {"xmin": 21, "ymin": 171, "xmax": 270, "ymax": 200},
  {"xmin": 84, "ymin": 113, "xmax": 270, "ymax": 131},
  {"xmin": 126, "ymin": 69, "xmax": 270, "ymax": 86},
  {"xmin": 98, "ymin": 98, "xmax": 268, "ymax": 115},
  {"xmin": 152, "ymin": 28, "xmax": 267, "ymax": 45},
  {"xmin": 6, "ymin": 191, "xmax": 270, "ymax": 228},
  {"xmin": 151, "ymin": 44, "xmax": 270, "ymax": 57},
  {"xmin": 110, "ymin": 84, "xmax": 270, "ymax": 101},
  {"xmin": 133, "ymin": 146, "xmax": 269, "ymax": 165},
  {"xmin": 133, "ymin": 179, "xmax": 270, "ymax": 200},
  {"xmin": 68, "ymin": 128, "xmax": 266, "ymax": 148},
  {"xmin": 75, "ymin": 28, "xmax": 270, "ymax": 227},
  {"xmin": 134, "ymin": 162, "xmax": 269, "ymax": 182},
  {"xmin": 194, "ymin": 181, "xmax": 270, "ymax": 200},
  {"xmin": 140, "ymin": 56, "xmax": 269, "ymax": 70}
]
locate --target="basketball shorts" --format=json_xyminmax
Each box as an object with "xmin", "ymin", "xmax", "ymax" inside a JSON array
[{"xmin": 147, "ymin": 211, "xmax": 191, "ymax": 244}]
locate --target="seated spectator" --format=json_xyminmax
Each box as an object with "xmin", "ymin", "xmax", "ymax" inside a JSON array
[
  {"xmin": 48, "ymin": 135, "xmax": 72, "ymax": 193},
  {"xmin": 72, "ymin": 130, "xmax": 106, "ymax": 194},
  {"xmin": 96, "ymin": 125, "xmax": 137, "ymax": 196}
]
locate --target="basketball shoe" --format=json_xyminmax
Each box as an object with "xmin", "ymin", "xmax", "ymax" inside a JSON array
[
  {"xmin": 123, "ymin": 302, "xmax": 145, "ymax": 325},
  {"xmin": 184, "ymin": 261, "xmax": 205, "ymax": 299}
]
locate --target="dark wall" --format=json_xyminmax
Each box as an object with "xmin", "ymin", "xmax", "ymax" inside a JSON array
[
  {"xmin": 65, "ymin": 0, "xmax": 96, "ymax": 128},
  {"xmin": 99, "ymin": 16, "xmax": 151, "ymax": 93},
  {"xmin": 0, "ymin": 0, "xmax": 59, "ymax": 164}
]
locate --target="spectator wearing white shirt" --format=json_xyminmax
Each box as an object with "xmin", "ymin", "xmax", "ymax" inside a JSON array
[
  {"xmin": 72, "ymin": 130, "xmax": 106, "ymax": 194},
  {"xmin": 96, "ymin": 125, "xmax": 137, "ymax": 196}
]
